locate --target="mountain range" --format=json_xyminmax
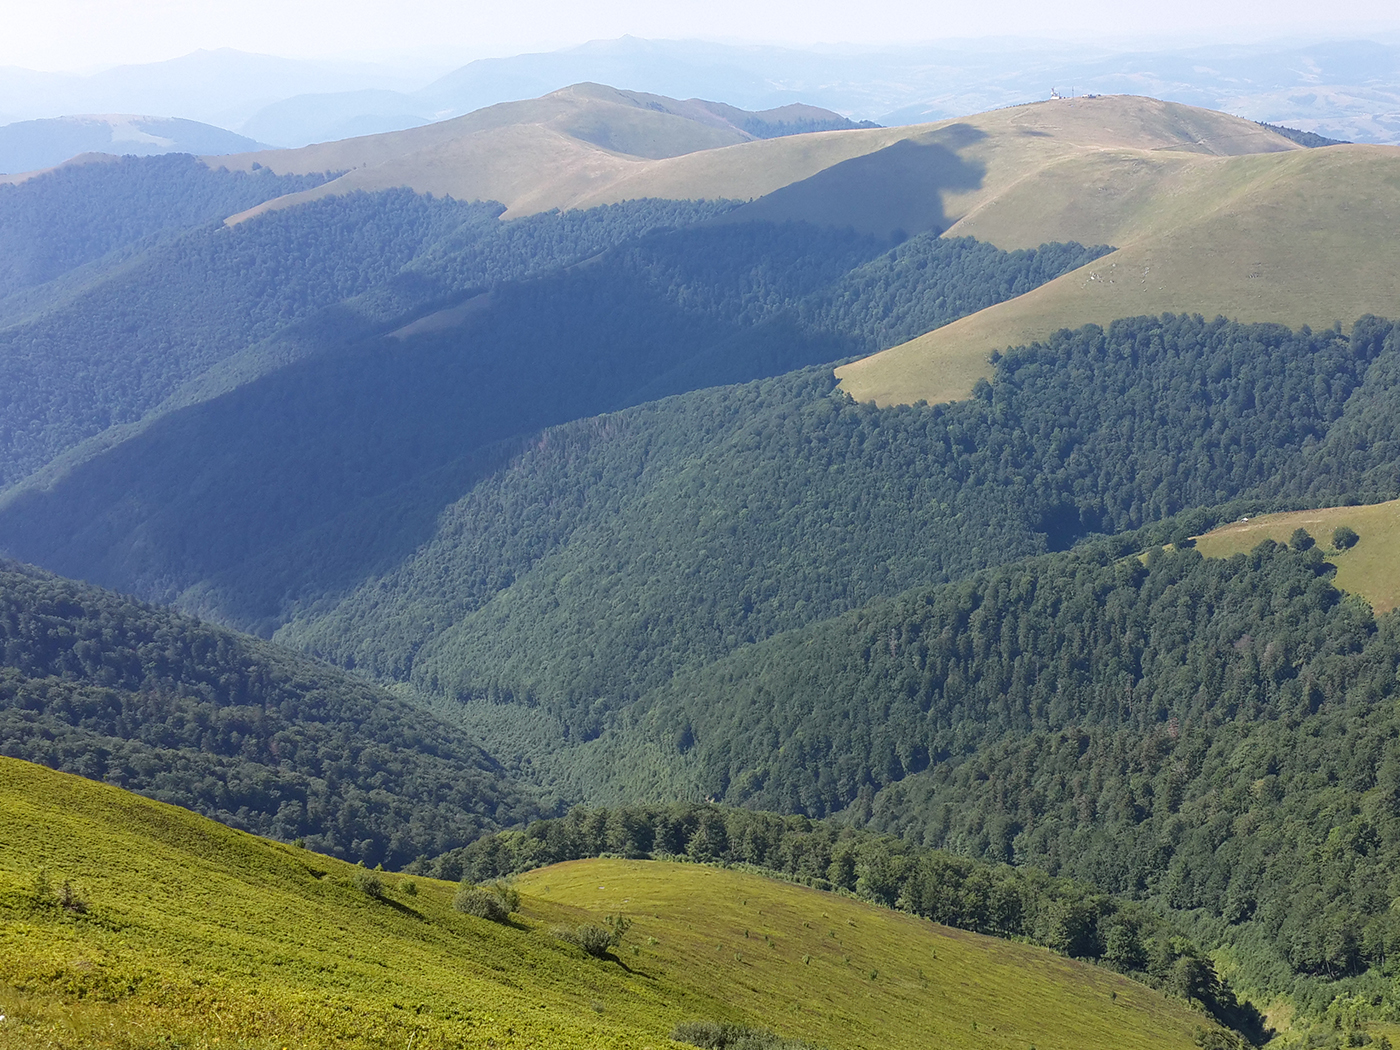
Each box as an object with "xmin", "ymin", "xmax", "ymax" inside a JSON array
[
  {"xmin": 5, "ymin": 73, "xmax": 1400, "ymax": 1047},
  {"xmin": 4, "ymin": 35, "xmax": 1400, "ymax": 154}
]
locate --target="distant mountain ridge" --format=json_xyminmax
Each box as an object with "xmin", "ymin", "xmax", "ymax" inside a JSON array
[
  {"xmin": 219, "ymin": 90, "xmax": 1295, "ymax": 226},
  {"xmin": 0, "ymin": 114, "xmax": 264, "ymax": 175},
  {"xmin": 6, "ymin": 37, "xmax": 1400, "ymax": 147},
  {"xmin": 220, "ymin": 82, "xmax": 884, "ymax": 221}
]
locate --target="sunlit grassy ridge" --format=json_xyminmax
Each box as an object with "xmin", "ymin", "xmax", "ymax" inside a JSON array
[
  {"xmin": 0, "ymin": 758, "xmax": 1220, "ymax": 1050},
  {"xmin": 837, "ymin": 142, "xmax": 1400, "ymax": 405},
  {"xmin": 214, "ymin": 85, "xmax": 1375, "ymax": 411},
  {"xmin": 1195, "ymin": 499, "xmax": 1400, "ymax": 613},
  {"xmin": 225, "ymin": 93, "xmax": 1290, "ymax": 227}
]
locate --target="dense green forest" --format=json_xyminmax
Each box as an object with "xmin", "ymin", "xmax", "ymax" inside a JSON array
[
  {"xmin": 0, "ymin": 190, "xmax": 738, "ymax": 489},
  {"xmin": 275, "ymin": 314, "xmax": 1399, "ymax": 740},
  {"xmin": 538, "ymin": 537, "xmax": 1400, "ymax": 1008},
  {"xmin": 0, "ymin": 153, "xmax": 332, "ymax": 306},
  {"xmin": 0, "ymin": 560, "xmax": 547, "ymax": 866},
  {"xmin": 429, "ymin": 803, "xmax": 1260, "ymax": 1038},
  {"xmin": 0, "ymin": 208, "xmax": 1103, "ymax": 636}
]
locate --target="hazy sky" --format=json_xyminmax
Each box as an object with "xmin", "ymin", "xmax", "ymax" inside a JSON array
[{"xmin": 8, "ymin": 0, "xmax": 1400, "ymax": 71}]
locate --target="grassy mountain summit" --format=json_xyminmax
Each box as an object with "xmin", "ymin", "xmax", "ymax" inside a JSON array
[
  {"xmin": 219, "ymin": 90, "xmax": 1295, "ymax": 224},
  {"xmin": 220, "ymin": 83, "xmax": 877, "ymax": 221},
  {"xmin": 0, "ymin": 757, "xmax": 1223, "ymax": 1050},
  {"xmin": 838, "ymin": 131, "xmax": 1400, "ymax": 404}
]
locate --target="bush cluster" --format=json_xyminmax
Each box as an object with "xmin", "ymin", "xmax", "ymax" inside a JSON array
[
  {"xmin": 552, "ymin": 914, "xmax": 631, "ymax": 957},
  {"xmin": 671, "ymin": 1021, "xmax": 823, "ymax": 1050},
  {"xmin": 453, "ymin": 880, "xmax": 519, "ymax": 923}
]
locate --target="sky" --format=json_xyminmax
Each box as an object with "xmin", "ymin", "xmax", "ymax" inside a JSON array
[{"xmin": 6, "ymin": 0, "xmax": 1400, "ymax": 72}]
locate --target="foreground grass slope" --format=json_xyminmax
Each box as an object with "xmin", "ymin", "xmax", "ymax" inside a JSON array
[
  {"xmin": 0, "ymin": 757, "xmax": 1217, "ymax": 1050},
  {"xmin": 518, "ymin": 858, "xmax": 1210, "ymax": 1050}
]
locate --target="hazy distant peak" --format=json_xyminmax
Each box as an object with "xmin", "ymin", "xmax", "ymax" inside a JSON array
[
  {"xmin": 0, "ymin": 113, "xmax": 265, "ymax": 176},
  {"xmin": 545, "ymin": 82, "xmax": 875, "ymax": 139}
]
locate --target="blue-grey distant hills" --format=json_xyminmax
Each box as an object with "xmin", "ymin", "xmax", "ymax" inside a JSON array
[
  {"xmin": 0, "ymin": 115, "xmax": 264, "ymax": 175},
  {"xmin": 5, "ymin": 37, "xmax": 1400, "ymax": 147},
  {"xmin": 231, "ymin": 35, "xmax": 1400, "ymax": 147}
]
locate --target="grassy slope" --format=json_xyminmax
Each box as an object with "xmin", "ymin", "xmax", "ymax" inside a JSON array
[
  {"xmin": 223, "ymin": 93, "xmax": 1290, "ymax": 227},
  {"xmin": 1195, "ymin": 499, "xmax": 1400, "ymax": 613},
  {"xmin": 221, "ymin": 89, "xmax": 1346, "ymax": 411},
  {"xmin": 837, "ymin": 140, "xmax": 1400, "ymax": 405},
  {"xmin": 0, "ymin": 757, "xmax": 1217, "ymax": 1050},
  {"xmin": 519, "ymin": 859, "xmax": 1208, "ymax": 1050},
  {"xmin": 220, "ymin": 84, "xmax": 760, "ymax": 223}
]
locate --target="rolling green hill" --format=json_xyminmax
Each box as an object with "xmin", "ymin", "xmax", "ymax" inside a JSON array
[
  {"xmin": 432, "ymin": 801, "xmax": 1263, "ymax": 1037},
  {"xmin": 0, "ymin": 757, "xmax": 1220, "ymax": 1050}
]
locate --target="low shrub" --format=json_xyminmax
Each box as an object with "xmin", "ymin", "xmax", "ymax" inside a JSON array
[
  {"xmin": 57, "ymin": 879, "xmax": 87, "ymax": 914},
  {"xmin": 554, "ymin": 923, "xmax": 615, "ymax": 956},
  {"xmin": 671, "ymin": 1021, "xmax": 824, "ymax": 1050},
  {"xmin": 353, "ymin": 866, "xmax": 384, "ymax": 899},
  {"xmin": 552, "ymin": 915, "xmax": 631, "ymax": 957},
  {"xmin": 453, "ymin": 879, "xmax": 518, "ymax": 923}
]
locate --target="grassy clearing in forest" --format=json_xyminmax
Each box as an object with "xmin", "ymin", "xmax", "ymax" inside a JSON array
[{"xmin": 1195, "ymin": 499, "xmax": 1400, "ymax": 612}]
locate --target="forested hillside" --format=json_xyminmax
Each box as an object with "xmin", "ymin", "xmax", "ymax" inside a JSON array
[
  {"xmin": 0, "ymin": 198, "xmax": 1104, "ymax": 634},
  {"xmin": 0, "ymin": 191, "xmax": 743, "ymax": 489},
  {"xmin": 0, "ymin": 561, "xmax": 546, "ymax": 866},
  {"xmin": 540, "ymin": 536, "xmax": 1400, "ymax": 1011},
  {"xmin": 0, "ymin": 154, "xmax": 331, "ymax": 306},
  {"xmin": 274, "ymin": 314, "xmax": 1400, "ymax": 739}
]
